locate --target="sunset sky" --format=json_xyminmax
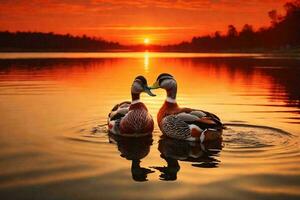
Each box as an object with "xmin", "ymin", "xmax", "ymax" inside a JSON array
[{"xmin": 0, "ymin": 0, "xmax": 289, "ymax": 44}]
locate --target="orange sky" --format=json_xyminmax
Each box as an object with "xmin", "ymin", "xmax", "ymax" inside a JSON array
[{"xmin": 0, "ymin": 0, "xmax": 289, "ymax": 44}]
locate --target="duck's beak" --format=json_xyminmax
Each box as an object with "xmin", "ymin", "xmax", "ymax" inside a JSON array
[
  {"xmin": 149, "ymin": 81, "xmax": 160, "ymax": 89},
  {"xmin": 144, "ymin": 86, "xmax": 156, "ymax": 96}
]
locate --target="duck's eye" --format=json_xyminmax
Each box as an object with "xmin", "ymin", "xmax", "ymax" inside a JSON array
[
  {"xmin": 132, "ymin": 81, "xmax": 143, "ymax": 93},
  {"xmin": 158, "ymin": 79, "xmax": 164, "ymax": 85},
  {"xmin": 160, "ymin": 78, "xmax": 175, "ymax": 88}
]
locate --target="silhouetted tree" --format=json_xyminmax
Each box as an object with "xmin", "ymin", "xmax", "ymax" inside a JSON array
[
  {"xmin": 227, "ymin": 25, "xmax": 238, "ymax": 37},
  {"xmin": 268, "ymin": 10, "xmax": 280, "ymax": 26}
]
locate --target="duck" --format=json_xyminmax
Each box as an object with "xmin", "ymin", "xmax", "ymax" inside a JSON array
[
  {"xmin": 150, "ymin": 73, "xmax": 223, "ymax": 142},
  {"xmin": 108, "ymin": 76, "xmax": 155, "ymax": 137}
]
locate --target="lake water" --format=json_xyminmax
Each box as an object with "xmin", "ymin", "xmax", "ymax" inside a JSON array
[{"xmin": 0, "ymin": 52, "xmax": 299, "ymax": 200}]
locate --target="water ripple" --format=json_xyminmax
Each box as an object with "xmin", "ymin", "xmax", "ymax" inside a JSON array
[{"xmin": 222, "ymin": 124, "xmax": 299, "ymax": 161}]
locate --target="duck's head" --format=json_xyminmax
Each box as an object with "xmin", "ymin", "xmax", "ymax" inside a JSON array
[
  {"xmin": 150, "ymin": 73, "xmax": 177, "ymax": 90},
  {"xmin": 131, "ymin": 76, "xmax": 156, "ymax": 97}
]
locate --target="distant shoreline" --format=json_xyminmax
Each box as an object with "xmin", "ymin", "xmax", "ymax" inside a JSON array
[
  {"xmin": 0, "ymin": 48, "xmax": 299, "ymax": 54},
  {"xmin": 0, "ymin": 48, "xmax": 300, "ymax": 54}
]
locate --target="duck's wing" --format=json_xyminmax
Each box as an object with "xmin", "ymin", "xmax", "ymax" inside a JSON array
[
  {"xmin": 201, "ymin": 110, "xmax": 221, "ymax": 122},
  {"xmin": 175, "ymin": 109, "xmax": 223, "ymax": 142},
  {"xmin": 174, "ymin": 108, "xmax": 222, "ymax": 130},
  {"xmin": 108, "ymin": 101, "xmax": 131, "ymax": 121},
  {"xmin": 178, "ymin": 108, "xmax": 221, "ymax": 122}
]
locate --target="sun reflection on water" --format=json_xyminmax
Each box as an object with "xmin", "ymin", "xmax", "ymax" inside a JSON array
[{"xmin": 144, "ymin": 51, "xmax": 149, "ymax": 72}]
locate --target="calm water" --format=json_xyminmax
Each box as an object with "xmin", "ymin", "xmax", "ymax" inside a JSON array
[{"xmin": 0, "ymin": 52, "xmax": 299, "ymax": 200}]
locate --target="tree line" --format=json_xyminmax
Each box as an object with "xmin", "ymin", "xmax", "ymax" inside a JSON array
[{"xmin": 0, "ymin": 31, "xmax": 123, "ymax": 52}]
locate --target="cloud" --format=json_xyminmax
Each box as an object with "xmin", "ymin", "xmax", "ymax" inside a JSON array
[{"xmin": 78, "ymin": 26, "xmax": 194, "ymax": 31}]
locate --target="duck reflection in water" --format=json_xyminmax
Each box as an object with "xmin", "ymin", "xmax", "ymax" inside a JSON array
[
  {"xmin": 108, "ymin": 133, "xmax": 154, "ymax": 182},
  {"xmin": 152, "ymin": 136, "xmax": 222, "ymax": 181}
]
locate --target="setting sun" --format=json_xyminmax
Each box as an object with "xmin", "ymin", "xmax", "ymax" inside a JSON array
[{"xmin": 144, "ymin": 38, "xmax": 150, "ymax": 45}]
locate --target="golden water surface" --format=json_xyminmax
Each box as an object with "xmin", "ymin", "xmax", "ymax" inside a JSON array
[{"xmin": 0, "ymin": 52, "xmax": 299, "ymax": 200}]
